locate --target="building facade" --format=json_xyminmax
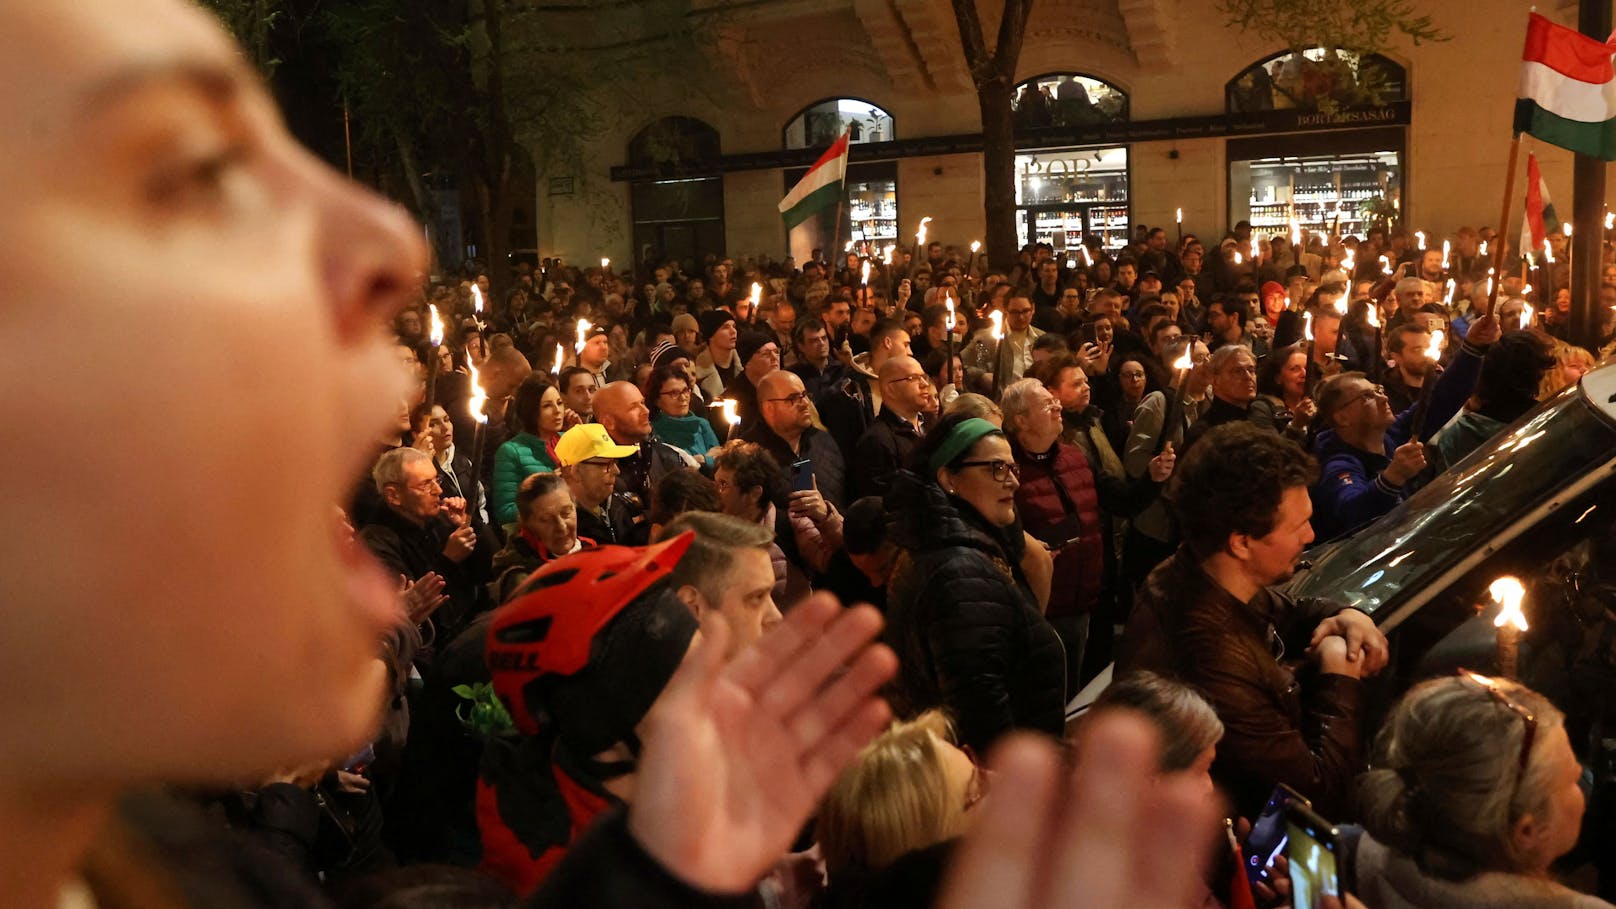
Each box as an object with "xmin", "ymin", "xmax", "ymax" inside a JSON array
[{"xmin": 522, "ymin": 0, "xmax": 1594, "ymax": 268}]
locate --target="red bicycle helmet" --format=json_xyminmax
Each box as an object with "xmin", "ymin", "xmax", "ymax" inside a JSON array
[{"xmin": 487, "ymin": 531, "xmax": 695, "ymax": 736}]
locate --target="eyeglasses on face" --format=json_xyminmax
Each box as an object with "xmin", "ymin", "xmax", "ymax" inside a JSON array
[
  {"xmin": 659, "ymin": 386, "xmax": 692, "ymax": 399},
  {"xmin": 767, "ymin": 391, "xmax": 810, "ymax": 405},
  {"xmin": 580, "ymin": 458, "xmax": 620, "ymax": 470},
  {"xmin": 956, "ymin": 459, "xmax": 1020, "ymax": 483},
  {"xmin": 398, "ymin": 476, "xmax": 441, "ymax": 494}
]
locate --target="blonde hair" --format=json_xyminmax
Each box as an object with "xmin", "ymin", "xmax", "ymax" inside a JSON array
[
  {"xmin": 1538, "ymin": 340, "xmax": 1595, "ymax": 400},
  {"xmin": 817, "ymin": 711, "xmax": 969, "ymax": 873},
  {"xmin": 1358, "ymin": 675, "xmax": 1565, "ymax": 880},
  {"xmin": 945, "ymin": 393, "xmax": 1003, "ymax": 425}
]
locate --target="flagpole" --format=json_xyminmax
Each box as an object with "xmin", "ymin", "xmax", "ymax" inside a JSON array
[{"xmin": 1486, "ymin": 134, "xmax": 1524, "ymax": 318}]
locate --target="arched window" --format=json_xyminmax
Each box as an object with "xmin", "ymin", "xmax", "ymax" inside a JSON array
[
  {"xmin": 627, "ymin": 117, "xmax": 724, "ymax": 272},
  {"xmin": 783, "ymin": 98, "xmax": 894, "ymax": 150},
  {"xmin": 1227, "ymin": 48, "xmax": 1408, "ymax": 114},
  {"xmin": 1012, "ymin": 73, "xmax": 1129, "ymax": 131}
]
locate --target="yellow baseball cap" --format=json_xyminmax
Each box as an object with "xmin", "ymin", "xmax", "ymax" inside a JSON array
[{"xmin": 556, "ymin": 423, "xmax": 639, "ymax": 467}]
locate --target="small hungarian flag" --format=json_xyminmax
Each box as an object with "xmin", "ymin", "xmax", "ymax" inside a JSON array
[
  {"xmin": 1515, "ymin": 13, "xmax": 1616, "ymax": 159},
  {"xmin": 1521, "ymin": 152, "xmax": 1561, "ymax": 255},
  {"xmin": 778, "ymin": 130, "xmax": 849, "ymax": 229}
]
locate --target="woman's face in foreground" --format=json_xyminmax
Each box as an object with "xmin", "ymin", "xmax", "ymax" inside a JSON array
[{"xmin": 0, "ymin": 3, "xmax": 426, "ymax": 782}]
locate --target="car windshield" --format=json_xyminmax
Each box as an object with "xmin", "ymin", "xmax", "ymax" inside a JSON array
[{"xmin": 1289, "ymin": 384, "xmax": 1616, "ymax": 619}]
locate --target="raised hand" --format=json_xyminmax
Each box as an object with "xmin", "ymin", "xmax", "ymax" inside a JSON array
[
  {"xmin": 628, "ymin": 594, "xmax": 897, "ymax": 894},
  {"xmin": 937, "ymin": 713, "xmax": 1218, "ymax": 909},
  {"xmin": 400, "ymin": 572, "xmax": 448, "ymax": 625}
]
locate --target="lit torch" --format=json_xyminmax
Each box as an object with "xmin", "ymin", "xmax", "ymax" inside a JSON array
[
  {"xmin": 1415, "ymin": 231, "xmax": 1426, "ymax": 250},
  {"xmin": 425, "ymin": 304, "xmax": 445, "ymax": 407},
  {"xmin": 1154, "ymin": 346, "xmax": 1195, "ymax": 456},
  {"xmin": 575, "ymin": 318, "xmax": 591, "ymax": 357},
  {"xmin": 552, "ymin": 343, "xmax": 564, "ymax": 375},
  {"xmin": 1291, "ymin": 220, "xmax": 1302, "ymax": 248},
  {"xmin": 1380, "ymin": 255, "xmax": 1393, "ymax": 276},
  {"xmin": 465, "ymin": 361, "xmax": 489, "ymax": 517},
  {"xmin": 749, "ymin": 282, "xmax": 762, "ymax": 310},
  {"xmin": 711, "ymin": 398, "xmax": 740, "ymax": 436},
  {"xmin": 470, "ymin": 283, "xmax": 484, "ymax": 330},
  {"xmin": 1490, "ymin": 576, "xmax": 1527, "ymax": 679},
  {"xmin": 1442, "ymin": 239, "xmax": 1451, "ymax": 270},
  {"xmin": 601, "ymin": 257, "xmax": 610, "ymax": 271}
]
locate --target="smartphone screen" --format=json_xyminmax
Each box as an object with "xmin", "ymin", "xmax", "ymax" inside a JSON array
[
  {"xmin": 1285, "ymin": 807, "xmax": 1341, "ymax": 909},
  {"xmin": 1242, "ymin": 785, "xmax": 1308, "ymax": 887},
  {"xmin": 792, "ymin": 458, "xmax": 816, "ymax": 493}
]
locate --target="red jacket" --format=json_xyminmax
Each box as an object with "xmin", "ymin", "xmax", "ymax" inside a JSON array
[{"xmin": 1012, "ymin": 442, "xmax": 1103, "ymax": 618}]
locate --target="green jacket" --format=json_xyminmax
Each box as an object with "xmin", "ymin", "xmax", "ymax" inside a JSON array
[{"xmin": 492, "ymin": 432, "xmax": 557, "ymax": 525}]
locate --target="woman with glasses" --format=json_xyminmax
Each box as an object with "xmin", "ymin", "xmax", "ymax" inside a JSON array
[
  {"xmin": 1354, "ymin": 673, "xmax": 1598, "ymax": 908},
  {"xmin": 646, "ymin": 363, "xmax": 720, "ymax": 463},
  {"xmin": 884, "ymin": 413, "xmax": 1066, "ymax": 753}
]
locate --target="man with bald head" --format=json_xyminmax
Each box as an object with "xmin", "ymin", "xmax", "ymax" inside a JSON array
[
  {"xmin": 742, "ymin": 370, "xmax": 847, "ymax": 509},
  {"xmin": 593, "ymin": 380, "xmax": 697, "ymax": 543},
  {"xmin": 851, "ymin": 355, "xmax": 930, "ymax": 499}
]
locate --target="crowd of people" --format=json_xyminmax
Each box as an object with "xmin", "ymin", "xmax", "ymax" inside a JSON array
[{"xmin": 14, "ymin": 3, "xmax": 1616, "ymax": 908}]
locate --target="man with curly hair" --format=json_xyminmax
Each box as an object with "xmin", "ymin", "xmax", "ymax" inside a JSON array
[{"xmin": 1117, "ymin": 422, "xmax": 1388, "ymax": 820}]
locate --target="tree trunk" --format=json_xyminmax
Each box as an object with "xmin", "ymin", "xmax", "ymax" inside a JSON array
[{"xmin": 978, "ymin": 76, "xmax": 1018, "ymax": 273}]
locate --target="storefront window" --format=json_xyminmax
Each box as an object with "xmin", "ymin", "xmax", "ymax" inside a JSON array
[
  {"xmin": 783, "ymin": 100, "xmax": 897, "ymax": 260},
  {"xmin": 1012, "ymin": 74, "xmax": 1128, "ymax": 129},
  {"xmin": 1232, "ymin": 150, "xmax": 1401, "ymax": 237},
  {"xmin": 1014, "ymin": 147, "xmax": 1130, "ymax": 255}
]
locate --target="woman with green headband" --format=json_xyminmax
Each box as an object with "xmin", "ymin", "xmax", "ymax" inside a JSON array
[{"xmin": 883, "ymin": 412, "xmax": 1067, "ymax": 753}]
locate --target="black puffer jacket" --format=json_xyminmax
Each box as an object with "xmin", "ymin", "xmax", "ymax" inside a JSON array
[{"xmin": 883, "ymin": 471, "xmax": 1066, "ymax": 752}]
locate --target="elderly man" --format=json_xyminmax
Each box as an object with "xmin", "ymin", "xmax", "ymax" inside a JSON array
[
  {"xmin": 592, "ymin": 381, "xmax": 696, "ymax": 542},
  {"xmin": 741, "ymin": 370, "xmax": 847, "ymax": 509},
  {"xmin": 851, "ymin": 355, "xmax": 930, "ymax": 500},
  {"xmin": 361, "ymin": 446, "xmax": 491, "ymax": 636},
  {"xmin": 1120, "ymin": 422, "xmax": 1388, "ymax": 821},
  {"xmin": 555, "ymin": 423, "xmax": 639, "ymax": 545},
  {"xmin": 1181, "ymin": 346, "xmax": 1260, "ymax": 454},
  {"xmin": 489, "ymin": 472, "xmax": 588, "ymax": 604}
]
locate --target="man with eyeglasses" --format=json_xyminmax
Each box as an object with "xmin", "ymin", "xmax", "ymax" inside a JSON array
[
  {"xmin": 556, "ymin": 423, "xmax": 640, "ymax": 546},
  {"xmin": 743, "ymin": 370, "xmax": 847, "ymax": 510},
  {"xmin": 1181, "ymin": 346, "xmax": 1261, "ymax": 454},
  {"xmin": 819, "ymin": 318, "xmax": 912, "ymax": 466},
  {"xmin": 361, "ymin": 446, "xmax": 491, "ymax": 637},
  {"xmin": 851, "ymin": 356, "xmax": 931, "ymax": 500},
  {"xmin": 972, "ymin": 294, "xmax": 1044, "ymax": 386},
  {"xmin": 1307, "ymin": 312, "xmax": 1500, "ymax": 542}
]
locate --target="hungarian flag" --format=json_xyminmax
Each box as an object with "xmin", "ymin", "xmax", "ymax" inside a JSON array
[
  {"xmin": 1515, "ymin": 12, "xmax": 1616, "ymax": 159},
  {"xmin": 778, "ymin": 130, "xmax": 849, "ymax": 229},
  {"xmin": 1521, "ymin": 152, "xmax": 1561, "ymax": 255}
]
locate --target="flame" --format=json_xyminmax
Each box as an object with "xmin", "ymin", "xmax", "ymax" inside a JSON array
[
  {"xmin": 1521, "ymin": 301, "xmax": 1534, "ymax": 329},
  {"xmin": 1481, "ymin": 240, "xmax": 1490, "ymax": 257},
  {"xmin": 1316, "ymin": 230, "xmax": 1328, "ymax": 247},
  {"xmin": 1607, "ymin": 212, "xmax": 1615, "ymax": 230},
  {"xmin": 749, "ymin": 282, "xmax": 762, "ymax": 306},
  {"xmin": 970, "ymin": 240, "xmax": 981, "ymax": 254},
  {"xmin": 1415, "ymin": 231, "xmax": 1426, "ymax": 250},
  {"xmin": 860, "ymin": 260, "xmax": 872, "ymax": 285},
  {"xmin": 1343, "ymin": 248, "xmax": 1356, "ymax": 270},
  {"xmin": 1171, "ymin": 348, "xmax": 1193, "ymax": 371},
  {"xmin": 1380, "ymin": 255, "xmax": 1393, "ymax": 276},
  {"xmin": 575, "ymin": 318, "xmax": 591, "ymax": 354},
  {"xmin": 1332, "ymin": 296, "xmax": 1348, "ymax": 316},
  {"xmin": 467, "ymin": 361, "xmax": 488, "ymax": 426},
  {"xmin": 1486, "ymin": 276, "xmax": 1495, "ymax": 298},
  {"xmin": 1175, "ymin": 207, "xmax": 1183, "ymax": 223},
  {"xmin": 1543, "ymin": 239, "xmax": 1555, "ymax": 264},
  {"xmin": 552, "ymin": 343, "xmax": 564, "ymax": 375},
  {"xmin": 1233, "ymin": 252, "xmax": 1244, "ymax": 265},
  {"xmin": 1249, "ymin": 237, "xmax": 1260, "ymax": 260},
  {"xmin": 883, "ymin": 244, "xmax": 895, "ymax": 265},
  {"xmin": 1291, "ymin": 220, "xmax": 1302, "ymax": 247},
  {"xmin": 1442, "ymin": 240, "xmax": 1451, "ymax": 269},
  {"xmin": 470, "ymin": 283, "xmax": 484, "ymax": 314},
  {"xmin": 1445, "ymin": 279, "xmax": 1457, "ymax": 304},
  {"xmin": 916, "ymin": 216, "xmax": 932, "ymax": 247},
  {"xmin": 944, "ymin": 294, "xmax": 956, "ymax": 331},
  {"xmin": 1367, "ymin": 301, "xmax": 1380, "ymax": 329},
  {"xmin": 1082, "ymin": 246, "xmax": 1093, "ymax": 266},
  {"xmin": 1564, "ymin": 222, "xmax": 1573, "ymax": 237},
  {"xmin": 713, "ymin": 398, "xmax": 740, "ymax": 426},
  {"xmin": 600, "ymin": 257, "xmax": 610, "ymax": 270},
  {"xmin": 1303, "ymin": 310, "xmax": 1314, "ymax": 342},
  {"xmin": 989, "ymin": 309, "xmax": 1004, "ymax": 340},
  {"xmin": 1490, "ymin": 576, "xmax": 1528, "ymax": 632},
  {"xmin": 1424, "ymin": 328, "xmax": 1444, "ymax": 361},
  {"xmin": 428, "ymin": 304, "xmax": 445, "ymax": 347}
]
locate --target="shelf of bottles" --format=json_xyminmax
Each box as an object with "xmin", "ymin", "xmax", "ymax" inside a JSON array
[
  {"xmin": 847, "ymin": 180, "xmax": 898, "ymax": 243},
  {"xmin": 1243, "ymin": 153, "xmax": 1400, "ymax": 236},
  {"xmin": 1022, "ymin": 204, "xmax": 1131, "ymax": 256}
]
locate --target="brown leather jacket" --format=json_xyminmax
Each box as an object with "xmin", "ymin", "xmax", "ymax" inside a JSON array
[{"xmin": 1118, "ymin": 548, "xmax": 1365, "ymax": 820}]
